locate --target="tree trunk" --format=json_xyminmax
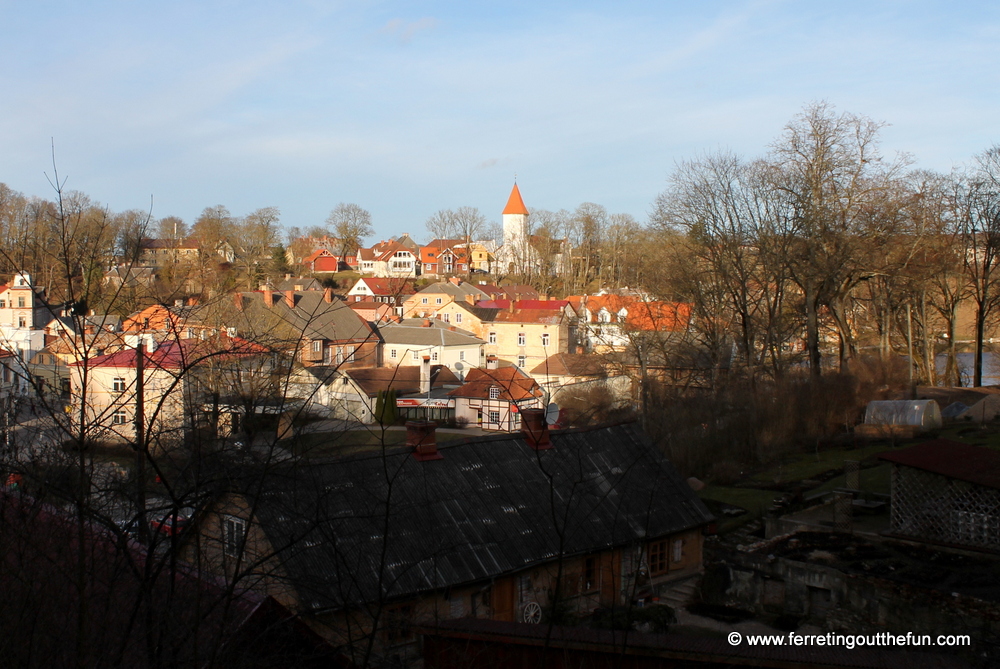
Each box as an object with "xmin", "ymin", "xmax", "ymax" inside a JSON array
[{"xmin": 805, "ymin": 283, "xmax": 821, "ymax": 378}]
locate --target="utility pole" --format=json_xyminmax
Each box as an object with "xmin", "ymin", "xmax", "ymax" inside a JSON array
[{"xmin": 135, "ymin": 343, "xmax": 149, "ymax": 544}]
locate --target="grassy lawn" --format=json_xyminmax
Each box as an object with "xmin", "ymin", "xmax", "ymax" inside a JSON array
[
  {"xmin": 805, "ymin": 462, "xmax": 892, "ymax": 497},
  {"xmin": 749, "ymin": 439, "xmax": 916, "ymax": 485},
  {"xmin": 698, "ymin": 485, "xmax": 781, "ymax": 533},
  {"xmin": 283, "ymin": 427, "xmax": 466, "ymax": 458}
]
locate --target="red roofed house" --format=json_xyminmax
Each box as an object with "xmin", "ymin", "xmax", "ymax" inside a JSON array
[
  {"xmin": 69, "ymin": 336, "xmax": 272, "ymax": 451},
  {"xmin": 419, "ymin": 239, "xmax": 471, "ymax": 277},
  {"xmin": 302, "ymin": 248, "xmax": 357, "ymax": 273},
  {"xmin": 357, "ymin": 235, "xmax": 419, "ymax": 278},
  {"xmin": 448, "ymin": 366, "xmax": 543, "ymax": 431},
  {"xmin": 574, "ymin": 294, "xmax": 692, "ymax": 354},
  {"xmin": 345, "ymin": 277, "xmax": 417, "ymax": 314}
]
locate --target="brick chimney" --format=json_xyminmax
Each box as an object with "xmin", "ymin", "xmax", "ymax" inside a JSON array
[
  {"xmin": 323, "ymin": 287, "xmax": 334, "ymax": 303},
  {"xmin": 233, "ymin": 293, "xmax": 244, "ymax": 311},
  {"xmin": 285, "ymin": 290, "xmax": 295, "ymax": 308},
  {"xmin": 262, "ymin": 288, "xmax": 274, "ymax": 307},
  {"xmin": 422, "ymin": 319, "xmax": 432, "ymax": 328},
  {"xmin": 465, "ymin": 294, "xmax": 475, "ymax": 305},
  {"xmin": 408, "ymin": 420, "xmax": 443, "ymax": 461},
  {"xmin": 520, "ymin": 408, "xmax": 551, "ymax": 450},
  {"xmin": 450, "ymin": 276, "xmax": 462, "ymax": 286}
]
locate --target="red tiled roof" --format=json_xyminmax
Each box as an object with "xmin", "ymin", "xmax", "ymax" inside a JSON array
[
  {"xmin": 303, "ymin": 249, "xmax": 333, "ymax": 263},
  {"xmin": 358, "ymin": 277, "xmax": 416, "ymax": 295},
  {"xmin": 502, "ymin": 184, "xmax": 529, "ymax": 216},
  {"xmin": 579, "ymin": 295, "xmax": 691, "ymax": 331},
  {"xmin": 448, "ymin": 366, "xmax": 542, "ymax": 401},
  {"xmin": 879, "ymin": 439, "xmax": 1000, "ymax": 490}
]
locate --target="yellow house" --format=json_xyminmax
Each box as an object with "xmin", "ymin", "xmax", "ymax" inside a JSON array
[
  {"xmin": 401, "ymin": 278, "xmax": 490, "ymax": 318},
  {"xmin": 435, "ymin": 302, "xmax": 570, "ymax": 371}
]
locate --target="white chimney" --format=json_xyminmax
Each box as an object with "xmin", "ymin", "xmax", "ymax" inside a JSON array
[{"xmin": 420, "ymin": 355, "xmax": 431, "ymax": 395}]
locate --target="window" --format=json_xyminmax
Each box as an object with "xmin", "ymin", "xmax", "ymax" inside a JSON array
[
  {"xmin": 112, "ymin": 377, "xmax": 126, "ymax": 393},
  {"xmin": 489, "ymin": 386, "xmax": 500, "ymax": 400},
  {"xmin": 112, "ymin": 409, "xmax": 128, "ymax": 425},
  {"xmin": 517, "ymin": 355, "xmax": 526, "ymax": 368},
  {"xmin": 224, "ymin": 516, "xmax": 247, "ymax": 558},
  {"xmin": 648, "ymin": 540, "xmax": 669, "ymax": 575},
  {"xmin": 17, "ymin": 317, "xmax": 26, "ymax": 328},
  {"xmin": 488, "ymin": 410, "xmax": 500, "ymax": 424},
  {"xmin": 517, "ymin": 332, "xmax": 526, "ymax": 346},
  {"xmin": 411, "ymin": 351, "xmax": 420, "ymax": 361},
  {"xmin": 336, "ymin": 347, "xmax": 344, "ymax": 365},
  {"xmin": 341, "ymin": 376, "xmax": 350, "ymax": 385},
  {"xmin": 459, "ymin": 351, "xmax": 465, "ymax": 361},
  {"xmin": 390, "ymin": 349, "xmax": 397, "ymax": 359},
  {"xmin": 541, "ymin": 333, "xmax": 550, "ymax": 347},
  {"xmin": 584, "ymin": 557, "xmax": 597, "ymax": 591},
  {"xmin": 672, "ymin": 538, "xmax": 683, "ymax": 563},
  {"xmin": 431, "ymin": 351, "xmax": 439, "ymax": 361},
  {"xmin": 421, "ymin": 297, "xmax": 428, "ymax": 304},
  {"xmin": 312, "ymin": 340, "xmax": 322, "ymax": 353},
  {"xmin": 346, "ymin": 346, "xmax": 355, "ymax": 362},
  {"xmin": 436, "ymin": 297, "xmax": 443, "ymax": 305},
  {"xmin": 442, "ymin": 313, "xmax": 450, "ymax": 323},
  {"xmin": 17, "ymin": 297, "xmax": 25, "ymax": 308},
  {"xmin": 0, "ymin": 300, "xmax": 4, "ymax": 308},
  {"xmin": 384, "ymin": 605, "xmax": 413, "ymax": 644},
  {"xmin": 455, "ymin": 313, "xmax": 463, "ymax": 324},
  {"xmin": 488, "ymin": 331, "xmax": 496, "ymax": 345}
]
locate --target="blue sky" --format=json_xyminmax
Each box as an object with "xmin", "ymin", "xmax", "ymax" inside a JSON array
[{"xmin": 2, "ymin": 0, "xmax": 999, "ymax": 240}]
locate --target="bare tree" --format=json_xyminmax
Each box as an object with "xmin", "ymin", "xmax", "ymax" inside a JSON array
[
  {"xmin": 770, "ymin": 102, "xmax": 909, "ymax": 376},
  {"xmin": 959, "ymin": 148, "xmax": 1000, "ymax": 387},
  {"xmin": 327, "ymin": 203, "xmax": 374, "ymax": 268}
]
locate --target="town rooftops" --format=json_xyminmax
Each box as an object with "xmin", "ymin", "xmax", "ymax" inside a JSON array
[
  {"xmin": 879, "ymin": 439, "xmax": 1000, "ymax": 490},
  {"xmin": 236, "ymin": 421, "xmax": 713, "ymax": 611}
]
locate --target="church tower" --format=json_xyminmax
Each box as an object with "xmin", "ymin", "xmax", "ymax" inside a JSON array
[{"xmin": 502, "ymin": 183, "xmax": 529, "ymax": 248}]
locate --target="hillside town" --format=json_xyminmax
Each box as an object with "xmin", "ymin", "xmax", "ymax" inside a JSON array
[{"xmin": 4, "ymin": 106, "xmax": 1000, "ymax": 669}]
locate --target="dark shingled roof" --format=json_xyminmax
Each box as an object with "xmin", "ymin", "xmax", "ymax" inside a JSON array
[
  {"xmin": 530, "ymin": 352, "xmax": 608, "ymax": 377},
  {"xmin": 345, "ymin": 365, "xmax": 460, "ymax": 397},
  {"xmin": 232, "ymin": 290, "xmax": 379, "ymax": 344},
  {"xmin": 879, "ymin": 439, "xmax": 1000, "ymax": 490},
  {"xmin": 244, "ymin": 422, "xmax": 714, "ymax": 611}
]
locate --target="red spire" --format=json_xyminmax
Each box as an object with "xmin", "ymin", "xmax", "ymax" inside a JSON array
[{"xmin": 502, "ymin": 183, "xmax": 529, "ymax": 216}]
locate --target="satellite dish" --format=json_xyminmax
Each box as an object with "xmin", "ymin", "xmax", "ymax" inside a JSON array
[{"xmin": 545, "ymin": 403, "xmax": 559, "ymax": 425}]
